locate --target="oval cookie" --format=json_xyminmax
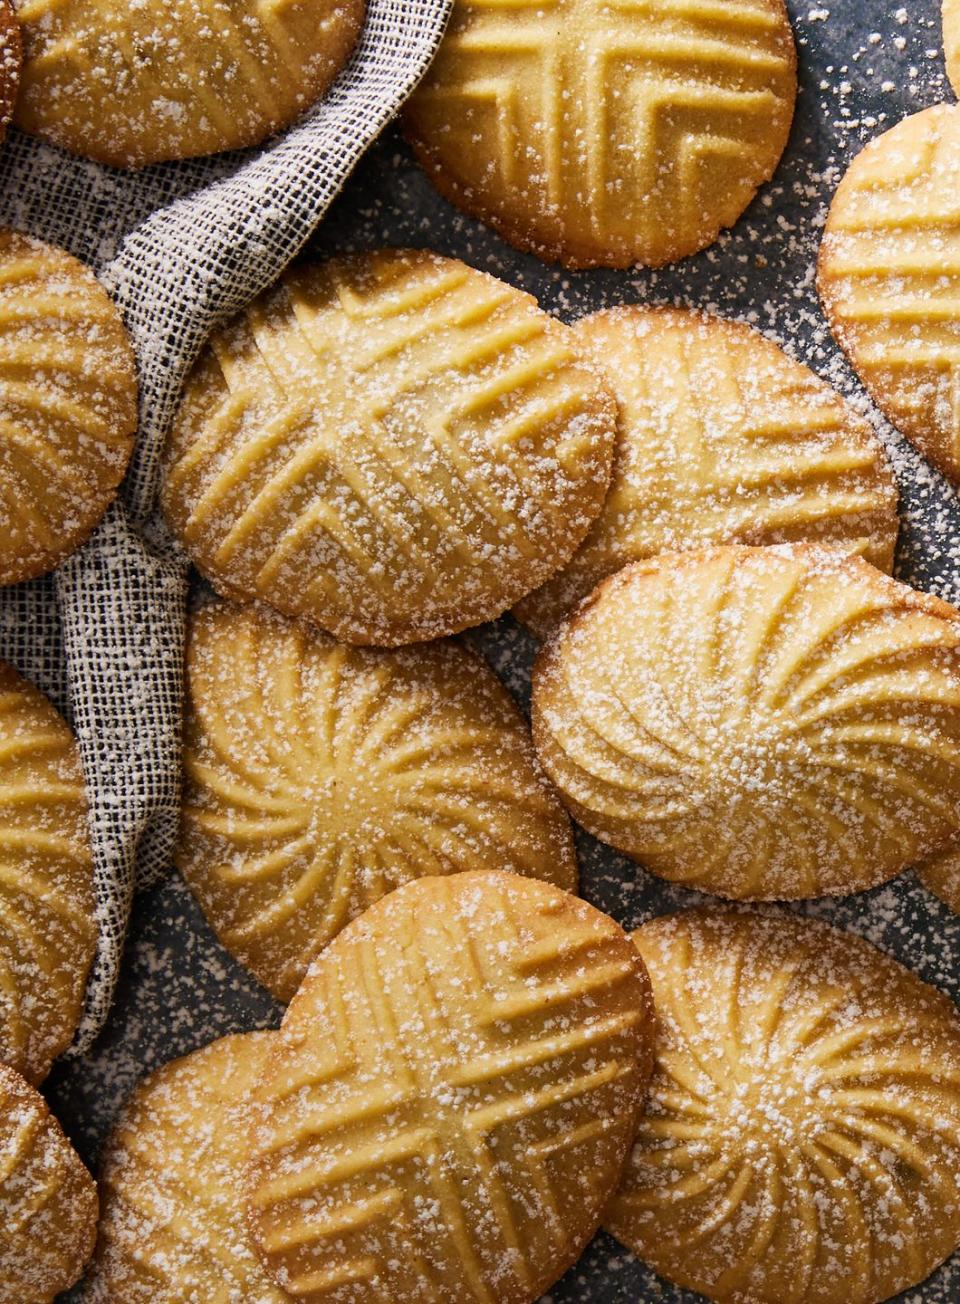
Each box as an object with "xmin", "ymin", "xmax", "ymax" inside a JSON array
[
  {"xmin": 245, "ymin": 871, "xmax": 654, "ymax": 1303},
  {"xmin": 515, "ymin": 307, "xmax": 899, "ymax": 638},
  {"xmin": 162, "ymin": 249, "xmax": 617, "ymax": 646},
  {"xmin": 532, "ymin": 544, "xmax": 960, "ymax": 900},
  {"xmin": 178, "ymin": 601, "xmax": 578, "ymax": 1002},
  {"xmin": 605, "ymin": 909, "xmax": 960, "ymax": 1304},
  {"xmin": 0, "ymin": 2, "xmax": 21, "ymax": 146}
]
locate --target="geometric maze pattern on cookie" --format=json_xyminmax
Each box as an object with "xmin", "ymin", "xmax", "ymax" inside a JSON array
[
  {"xmin": 245, "ymin": 872, "xmax": 654, "ymax": 1303},
  {"xmin": 405, "ymin": 0, "xmax": 797, "ymax": 268},
  {"xmin": 604, "ymin": 910, "xmax": 960, "ymax": 1304},
  {"xmin": 177, "ymin": 601, "xmax": 578, "ymax": 1002}
]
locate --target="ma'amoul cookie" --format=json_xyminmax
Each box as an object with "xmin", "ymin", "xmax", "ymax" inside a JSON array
[
  {"xmin": 515, "ymin": 307, "xmax": 899, "ymax": 638},
  {"xmin": 819, "ymin": 105, "xmax": 960, "ymax": 486},
  {"xmin": 944, "ymin": 0, "xmax": 960, "ymax": 98},
  {"xmin": 0, "ymin": 1062, "xmax": 98, "ymax": 1303},
  {"xmin": 404, "ymin": 0, "xmax": 796, "ymax": 268},
  {"xmin": 0, "ymin": 3, "xmax": 20, "ymax": 146},
  {"xmin": 178, "ymin": 600, "xmax": 577, "ymax": 1002},
  {"xmin": 14, "ymin": 0, "xmax": 365, "ymax": 168},
  {"xmin": 162, "ymin": 249, "xmax": 617, "ymax": 646},
  {"xmin": 605, "ymin": 910, "xmax": 960, "ymax": 1304},
  {"xmin": 532, "ymin": 544, "xmax": 960, "ymax": 900},
  {"xmin": 917, "ymin": 840, "xmax": 960, "ymax": 914},
  {"xmin": 245, "ymin": 871, "xmax": 654, "ymax": 1303}
]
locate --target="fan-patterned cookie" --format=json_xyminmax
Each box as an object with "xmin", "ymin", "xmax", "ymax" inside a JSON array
[
  {"xmin": 0, "ymin": 229, "xmax": 137, "ymax": 586},
  {"xmin": 404, "ymin": 0, "xmax": 797, "ymax": 268},
  {"xmin": 515, "ymin": 307, "xmax": 899, "ymax": 638},
  {"xmin": 245, "ymin": 871, "xmax": 654, "ymax": 1303},
  {"xmin": 162, "ymin": 249, "xmax": 617, "ymax": 646},
  {"xmin": 819, "ymin": 105, "xmax": 960, "ymax": 486},
  {"xmin": 0, "ymin": 3, "xmax": 21, "ymax": 146},
  {"xmin": 178, "ymin": 600, "xmax": 578, "ymax": 1002},
  {"xmin": 13, "ymin": 0, "xmax": 365, "ymax": 168},
  {"xmin": 86, "ymin": 1032, "xmax": 287, "ymax": 1304},
  {"xmin": 532, "ymin": 544, "xmax": 960, "ymax": 900},
  {"xmin": 0, "ymin": 660, "xmax": 95, "ymax": 1083},
  {"xmin": 604, "ymin": 909, "xmax": 960, "ymax": 1304},
  {"xmin": 0, "ymin": 1062, "xmax": 98, "ymax": 1303}
]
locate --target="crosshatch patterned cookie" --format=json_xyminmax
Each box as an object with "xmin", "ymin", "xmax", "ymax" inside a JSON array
[
  {"xmin": 605, "ymin": 910, "xmax": 960, "ymax": 1304},
  {"xmin": 13, "ymin": 0, "xmax": 366, "ymax": 168},
  {"xmin": 0, "ymin": 229, "xmax": 138, "ymax": 586},
  {"xmin": 819, "ymin": 104, "xmax": 960, "ymax": 486},
  {"xmin": 515, "ymin": 306, "xmax": 899, "ymax": 638},
  {"xmin": 532, "ymin": 544, "xmax": 960, "ymax": 900},
  {"xmin": 177, "ymin": 600, "xmax": 578, "ymax": 1002},
  {"xmin": 245, "ymin": 871, "xmax": 655, "ymax": 1303},
  {"xmin": 0, "ymin": 2, "xmax": 20, "ymax": 146},
  {"xmin": 0, "ymin": 1062, "xmax": 98, "ymax": 1303},
  {"xmin": 404, "ymin": 0, "xmax": 797, "ymax": 268},
  {"xmin": 162, "ymin": 248, "xmax": 617, "ymax": 646}
]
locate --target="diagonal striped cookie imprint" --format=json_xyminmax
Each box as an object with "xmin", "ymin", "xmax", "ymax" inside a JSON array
[
  {"xmin": 245, "ymin": 871, "xmax": 654, "ymax": 1304},
  {"xmin": 162, "ymin": 248, "xmax": 618, "ymax": 647},
  {"xmin": 819, "ymin": 104, "xmax": 960, "ymax": 487}
]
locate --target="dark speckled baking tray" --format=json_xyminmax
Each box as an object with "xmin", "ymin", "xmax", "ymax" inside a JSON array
[{"xmin": 52, "ymin": 2, "xmax": 960, "ymax": 1299}]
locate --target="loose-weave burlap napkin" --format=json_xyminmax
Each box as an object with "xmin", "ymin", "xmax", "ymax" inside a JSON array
[{"xmin": 0, "ymin": 0, "xmax": 453, "ymax": 1054}]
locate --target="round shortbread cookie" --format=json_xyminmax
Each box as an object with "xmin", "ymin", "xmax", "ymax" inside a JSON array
[
  {"xmin": 177, "ymin": 600, "xmax": 578, "ymax": 1002},
  {"xmin": 161, "ymin": 248, "xmax": 617, "ymax": 647},
  {"xmin": 945, "ymin": 0, "xmax": 960, "ymax": 97},
  {"xmin": 604, "ymin": 909, "xmax": 960, "ymax": 1304},
  {"xmin": 245, "ymin": 871, "xmax": 654, "ymax": 1303},
  {"xmin": 532, "ymin": 544, "xmax": 960, "ymax": 901},
  {"xmin": 0, "ymin": 3, "xmax": 21, "ymax": 146},
  {"xmin": 917, "ymin": 839, "xmax": 960, "ymax": 914},
  {"xmin": 0, "ymin": 230, "xmax": 138, "ymax": 586},
  {"xmin": 86, "ymin": 1032, "xmax": 287, "ymax": 1304},
  {"xmin": 819, "ymin": 104, "xmax": 960, "ymax": 487},
  {"xmin": 515, "ymin": 307, "xmax": 899, "ymax": 638},
  {"xmin": 13, "ymin": 0, "xmax": 366, "ymax": 169},
  {"xmin": 404, "ymin": 0, "xmax": 797, "ymax": 269},
  {"xmin": 0, "ymin": 1062, "xmax": 98, "ymax": 1304}
]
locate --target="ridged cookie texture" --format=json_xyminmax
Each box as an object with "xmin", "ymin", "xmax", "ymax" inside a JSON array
[
  {"xmin": 819, "ymin": 104, "xmax": 960, "ymax": 486},
  {"xmin": 515, "ymin": 307, "xmax": 899, "ymax": 638},
  {"xmin": 14, "ymin": 0, "xmax": 365, "ymax": 168},
  {"xmin": 162, "ymin": 249, "xmax": 617, "ymax": 646},
  {"xmin": 532, "ymin": 544, "xmax": 960, "ymax": 900},
  {"xmin": 245, "ymin": 871, "xmax": 654, "ymax": 1303},
  {"xmin": 917, "ymin": 839, "xmax": 960, "ymax": 914},
  {"xmin": 404, "ymin": 0, "xmax": 797, "ymax": 268},
  {"xmin": 0, "ymin": 660, "xmax": 95, "ymax": 1084},
  {"xmin": 0, "ymin": 1062, "xmax": 98, "ymax": 1304},
  {"xmin": 605, "ymin": 909, "xmax": 960, "ymax": 1304},
  {"xmin": 0, "ymin": 2, "xmax": 21, "ymax": 145},
  {"xmin": 178, "ymin": 600, "xmax": 578, "ymax": 1002},
  {"xmin": 0, "ymin": 229, "xmax": 138, "ymax": 586},
  {"xmin": 86, "ymin": 1032, "xmax": 287, "ymax": 1304}
]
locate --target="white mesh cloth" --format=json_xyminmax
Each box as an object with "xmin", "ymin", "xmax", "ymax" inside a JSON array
[{"xmin": 0, "ymin": 0, "xmax": 453, "ymax": 1054}]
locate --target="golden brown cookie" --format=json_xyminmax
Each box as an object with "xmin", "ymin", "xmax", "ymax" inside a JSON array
[
  {"xmin": 0, "ymin": 1062, "xmax": 98, "ymax": 1303},
  {"xmin": 14, "ymin": 0, "xmax": 365, "ymax": 168},
  {"xmin": 162, "ymin": 248, "xmax": 617, "ymax": 646},
  {"xmin": 245, "ymin": 871, "xmax": 654, "ymax": 1303},
  {"xmin": 0, "ymin": 2, "xmax": 21, "ymax": 146},
  {"xmin": 819, "ymin": 104, "xmax": 960, "ymax": 486},
  {"xmin": 0, "ymin": 230, "xmax": 138, "ymax": 585},
  {"xmin": 178, "ymin": 600, "xmax": 578, "ymax": 1002},
  {"xmin": 532, "ymin": 544, "xmax": 960, "ymax": 900},
  {"xmin": 945, "ymin": 0, "xmax": 960, "ymax": 97},
  {"xmin": 917, "ymin": 839, "xmax": 960, "ymax": 914},
  {"xmin": 405, "ymin": 0, "xmax": 797, "ymax": 269},
  {"xmin": 86, "ymin": 1032, "xmax": 287, "ymax": 1304},
  {"xmin": 515, "ymin": 307, "xmax": 899, "ymax": 638},
  {"xmin": 604, "ymin": 909, "xmax": 960, "ymax": 1304}
]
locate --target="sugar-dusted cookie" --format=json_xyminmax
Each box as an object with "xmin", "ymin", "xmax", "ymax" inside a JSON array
[
  {"xmin": 0, "ymin": 2, "xmax": 21, "ymax": 146},
  {"xmin": 605, "ymin": 910, "xmax": 960, "ymax": 1304},
  {"xmin": 0, "ymin": 1062, "xmax": 98, "ymax": 1303},
  {"xmin": 246, "ymin": 872, "xmax": 654, "ymax": 1303},
  {"xmin": 0, "ymin": 660, "xmax": 95, "ymax": 1083},
  {"xmin": 86, "ymin": 1032, "xmax": 286, "ymax": 1304},
  {"xmin": 819, "ymin": 105, "xmax": 960, "ymax": 486},
  {"xmin": 532, "ymin": 544, "xmax": 960, "ymax": 900},
  {"xmin": 162, "ymin": 249, "xmax": 617, "ymax": 646},
  {"xmin": 178, "ymin": 601, "xmax": 578, "ymax": 1002},
  {"xmin": 917, "ymin": 840, "xmax": 960, "ymax": 914},
  {"xmin": 0, "ymin": 230, "xmax": 137, "ymax": 585},
  {"xmin": 404, "ymin": 0, "xmax": 796, "ymax": 269},
  {"xmin": 515, "ymin": 307, "xmax": 899, "ymax": 638},
  {"xmin": 14, "ymin": 0, "xmax": 365, "ymax": 168},
  {"xmin": 945, "ymin": 0, "xmax": 960, "ymax": 98}
]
